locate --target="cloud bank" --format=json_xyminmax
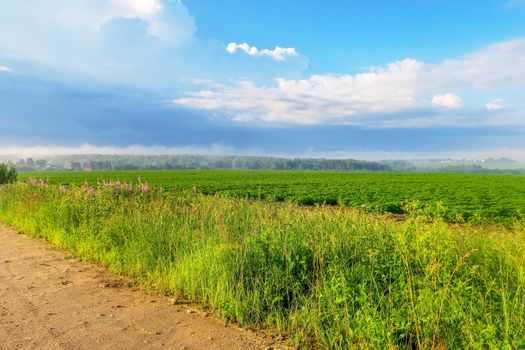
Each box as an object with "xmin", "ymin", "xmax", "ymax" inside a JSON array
[{"xmin": 176, "ymin": 38, "xmax": 525, "ymax": 126}]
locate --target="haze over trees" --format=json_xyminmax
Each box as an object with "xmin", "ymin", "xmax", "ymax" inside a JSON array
[
  {"xmin": 3, "ymin": 155, "xmax": 391, "ymax": 172},
  {"xmin": 2, "ymin": 155, "xmax": 524, "ymax": 174}
]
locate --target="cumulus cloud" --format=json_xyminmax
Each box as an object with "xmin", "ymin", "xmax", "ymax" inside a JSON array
[
  {"xmin": 0, "ymin": 0, "xmax": 197, "ymax": 71},
  {"xmin": 176, "ymin": 59, "xmax": 425, "ymax": 124},
  {"xmin": 0, "ymin": 0, "xmax": 233, "ymax": 88},
  {"xmin": 0, "ymin": 2, "xmax": 306, "ymax": 87},
  {"xmin": 52, "ymin": 0, "xmax": 193, "ymax": 42},
  {"xmin": 176, "ymin": 38, "xmax": 525, "ymax": 125},
  {"xmin": 112, "ymin": 0, "xmax": 163, "ymax": 17},
  {"xmin": 226, "ymin": 42, "xmax": 298, "ymax": 61},
  {"xmin": 485, "ymin": 99, "xmax": 503, "ymax": 111},
  {"xmin": 432, "ymin": 93, "xmax": 461, "ymax": 108}
]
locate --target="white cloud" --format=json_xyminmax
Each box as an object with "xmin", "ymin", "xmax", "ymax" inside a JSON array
[
  {"xmin": 485, "ymin": 99, "xmax": 503, "ymax": 111},
  {"xmin": 432, "ymin": 93, "xmax": 461, "ymax": 108},
  {"xmin": 176, "ymin": 59, "xmax": 425, "ymax": 124},
  {"xmin": 177, "ymin": 38, "xmax": 525, "ymax": 126},
  {"xmin": 226, "ymin": 42, "xmax": 298, "ymax": 61},
  {"xmin": 428, "ymin": 39, "xmax": 525, "ymax": 90},
  {"xmin": 0, "ymin": 0, "xmax": 203, "ymax": 84},
  {"xmin": 106, "ymin": 0, "xmax": 186, "ymax": 41},
  {"xmin": 0, "ymin": 2, "xmax": 305, "ymax": 86},
  {"xmin": 111, "ymin": 0, "xmax": 163, "ymax": 18},
  {"xmin": 0, "ymin": 0, "xmax": 196, "ymax": 59},
  {"xmin": 0, "ymin": 66, "xmax": 11, "ymax": 73},
  {"xmin": 53, "ymin": 0, "xmax": 194, "ymax": 42}
]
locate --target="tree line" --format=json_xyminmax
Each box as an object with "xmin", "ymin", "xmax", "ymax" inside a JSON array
[
  {"xmin": 3, "ymin": 155, "xmax": 524, "ymax": 174},
  {"xmin": 5, "ymin": 155, "xmax": 391, "ymax": 172}
]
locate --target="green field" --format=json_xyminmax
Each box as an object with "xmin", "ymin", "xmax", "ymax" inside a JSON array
[
  {"xmin": 0, "ymin": 180, "xmax": 524, "ymax": 349},
  {"xmin": 21, "ymin": 170, "xmax": 525, "ymax": 224}
]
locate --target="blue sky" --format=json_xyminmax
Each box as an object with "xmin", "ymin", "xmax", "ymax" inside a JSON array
[{"xmin": 1, "ymin": 0, "xmax": 525, "ymax": 160}]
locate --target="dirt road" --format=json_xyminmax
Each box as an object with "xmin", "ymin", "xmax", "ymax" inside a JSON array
[{"xmin": 0, "ymin": 225, "xmax": 283, "ymax": 350}]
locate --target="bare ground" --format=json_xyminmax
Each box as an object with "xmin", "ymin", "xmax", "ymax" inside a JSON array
[{"xmin": 0, "ymin": 225, "xmax": 287, "ymax": 350}]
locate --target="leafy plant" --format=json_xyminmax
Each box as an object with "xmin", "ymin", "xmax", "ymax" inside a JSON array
[{"xmin": 0, "ymin": 163, "xmax": 17, "ymax": 184}]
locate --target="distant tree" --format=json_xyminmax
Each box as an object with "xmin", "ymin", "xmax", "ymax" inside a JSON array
[
  {"xmin": 0, "ymin": 163, "xmax": 17, "ymax": 184},
  {"xmin": 26, "ymin": 158, "xmax": 34, "ymax": 167},
  {"xmin": 70, "ymin": 161, "xmax": 82, "ymax": 170},
  {"xmin": 35, "ymin": 159, "xmax": 48, "ymax": 168}
]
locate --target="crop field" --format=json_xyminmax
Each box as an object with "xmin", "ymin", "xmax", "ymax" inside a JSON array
[{"xmin": 21, "ymin": 170, "xmax": 525, "ymax": 224}]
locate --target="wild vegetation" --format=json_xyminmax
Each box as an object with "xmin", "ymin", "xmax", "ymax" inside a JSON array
[
  {"xmin": 0, "ymin": 162, "xmax": 17, "ymax": 184},
  {"xmin": 0, "ymin": 178, "xmax": 524, "ymax": 349},
  {"xmin": 21, "ymin": 170, "xmax": 525, "ymax": 224}
]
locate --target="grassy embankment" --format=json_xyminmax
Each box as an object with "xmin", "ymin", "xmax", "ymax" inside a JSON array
[{"xmin": 0, "ymin": 180, "xmax": 524, "ymax": 349}]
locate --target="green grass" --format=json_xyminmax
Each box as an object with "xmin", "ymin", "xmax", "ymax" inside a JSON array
[
  {"xmin": 1, "ymin": 181, "xmax": 524, "ymax": 349},
  {"xmin": 20, "ymin": 170, "xmax": 525, "ymax": 224}
]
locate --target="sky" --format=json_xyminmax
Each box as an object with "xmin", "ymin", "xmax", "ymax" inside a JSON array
[{"xmin": 1, "ymin": 0, "xmax": 525, "ymax": 160}]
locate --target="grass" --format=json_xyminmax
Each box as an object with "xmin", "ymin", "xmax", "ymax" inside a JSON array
[
  {"xmin": 21, "ymin": 170, "xmax": 525, "ymax": 224},
  {"xmin": 0, "ymin": 180, "xmax": 524, "ymax": 349}
]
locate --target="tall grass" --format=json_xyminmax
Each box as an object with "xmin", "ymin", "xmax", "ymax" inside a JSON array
[{"xmin": 0, "ymin": 181, "xmax": 524, "ymax": 349}]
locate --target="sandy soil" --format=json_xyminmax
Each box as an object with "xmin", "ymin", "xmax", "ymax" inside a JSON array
[{"xmin": 0, "ymin": 225, "xmax": 286, "ymax": 350}]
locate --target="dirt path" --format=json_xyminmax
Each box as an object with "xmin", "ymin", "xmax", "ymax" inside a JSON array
[{"xmin": 0, "ymin": 225, "xmax": 284, "ymax": 350}]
